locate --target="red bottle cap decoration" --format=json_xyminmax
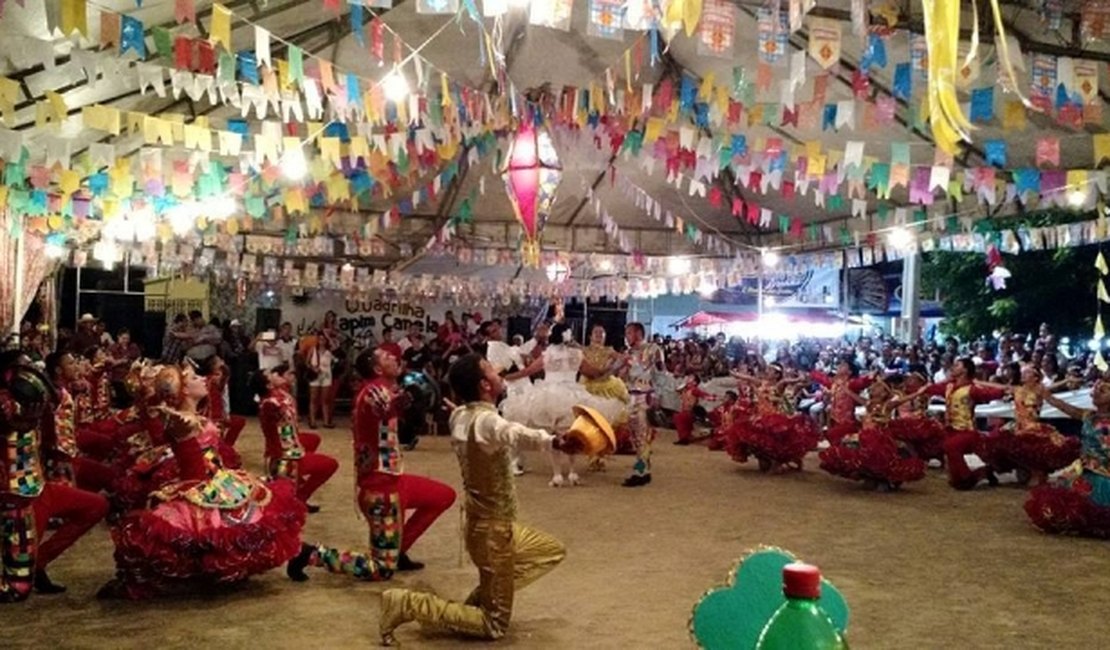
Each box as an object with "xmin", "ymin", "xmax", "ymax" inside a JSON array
[{"xmin": 782, "ymin": 563, "xmax": 822, "ymax": 599}]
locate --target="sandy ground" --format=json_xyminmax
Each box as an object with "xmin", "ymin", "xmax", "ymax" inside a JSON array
[{"xmin": 3, "ymin": 419, "xmax": 1109, "ymax": 650}]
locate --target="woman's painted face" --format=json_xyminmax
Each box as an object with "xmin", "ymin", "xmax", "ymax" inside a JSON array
[
  {"xmin": 1021, "ymin": 366, "xmax": 1040, "ymax": 385},
  {"xmin": 590, "ymin": 326, "xmax": 605, "ymax": 345},
  {"xmin": 1093, "ymin": 380, "xmax": 1110, "ymax": 409},
  {"xmin": 183, "ymin": 368, "xmax": 207, "ymax": 400}
]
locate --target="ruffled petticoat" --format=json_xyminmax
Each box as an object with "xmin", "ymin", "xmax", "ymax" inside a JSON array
[
  {"xmin": 501, "ymin": 380, "xmax": 626, "ymax": 434},
  {"xmin": 107, "ymin": 472, "xmax": 306, "ymax": 598},
  {"xmin": 725, "ymin": 412, "xmax": 819, "ymax": 471},
  {"xmin": 978, "ymin": 424, "xmax": 1081, "ymax": 476},
  {"xmin": 819, "ymin": 427, "xmax": 926, "ymax": 487},
  {"xmin": 886, "ymin": 416, "xmax": 947, "ymax": 463},
  {"xmin": 1025, "ymin": 471, "xmax": 1110, "ymax": 539}
]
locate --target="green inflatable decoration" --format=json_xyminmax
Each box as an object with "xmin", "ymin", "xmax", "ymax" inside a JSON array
[{"xmin": 689, "ymin": 547, "xmax": 850, "ymax": 649}]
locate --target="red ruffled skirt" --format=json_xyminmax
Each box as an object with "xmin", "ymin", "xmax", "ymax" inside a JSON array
[
  {"xmin": 978, "ymin": 426, "xmax": 1081, "ymax": 476},
  {"xmin": 1025, "ymin": 481, "xmax": 1110, "ymax": 539},
  {"xmin": 109, "ymin": 475, "xmax": 306, "ymax": 598},
  {"xmin": 825, "ymin": 421, "xmax": 859, "ymax": 446},
  {"xmin": 725, "ymin": 412, "xmax": 819, "ymax": 471},
  {"xmin": 887, "ymin": 417, "xmax": 947, "ymax": 462},
  {"xmin": 819, "ymin": 428, "xmax": 926, "ymax": 487},
  {"xmin": 110, "ymin": 434, "xmax": 241, "ymax": 514}
]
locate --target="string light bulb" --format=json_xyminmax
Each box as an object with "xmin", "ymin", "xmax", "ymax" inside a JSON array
[
  {"xmin": 886, "ymin": 227, "xmax": 915, "ymax": 251},
  {"xmin": 762, "ymin": 249, "xmax": 780, "ymax": 268},
  {"xmin": 383, "ymin": 69, "xmax": 410, "ymax": 103},
  {"xmin": 280, "ymin": 147, "xmax": 308, "ymax": 181}
]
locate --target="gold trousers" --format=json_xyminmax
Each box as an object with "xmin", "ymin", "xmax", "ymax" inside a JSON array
[{"xmin": 386, "ymin": 519, "xmax": 565, "ymax": 640}]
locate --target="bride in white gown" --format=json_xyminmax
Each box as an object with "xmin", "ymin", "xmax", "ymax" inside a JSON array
[{"xmin": 501, "ymin": 323, "xmax": 626, "ymax": 486}]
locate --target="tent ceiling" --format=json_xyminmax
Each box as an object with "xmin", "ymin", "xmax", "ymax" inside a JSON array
[{"xmin": 3, "ymin": 0, "xmax": 1110, "ymax": 278}]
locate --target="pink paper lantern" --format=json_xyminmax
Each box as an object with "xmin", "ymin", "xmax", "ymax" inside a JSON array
[{"xmin": 502, "ymin": 121, "xmax": 562, "ymax": 266}]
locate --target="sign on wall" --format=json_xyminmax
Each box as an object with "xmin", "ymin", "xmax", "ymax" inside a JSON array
[
  {"xmin": 709, "ymin": 268, "xmax": 840, "ymax": 307},
  {"xmin": 279, "ymin": 291, "xmax": 452, "ymax": 342}
]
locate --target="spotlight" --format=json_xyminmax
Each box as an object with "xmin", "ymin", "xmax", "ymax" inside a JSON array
[
  {"xmin": 383, "ymin": 69, "xmax": 410, "ymax": 104},
  {"xmin": 667, "ymin": 257, "xmax": 692, "ymax": 276},
  {"xmin": 886, "ymin": 227, "xmax": 914, "ymax": 251},
  {"xmin": 762, "ymin": 249, "xmax": 780, "ymax": 268},
  {"xmin": 280, "ymin": 147, "xmax": 308, "ymax": 181}
]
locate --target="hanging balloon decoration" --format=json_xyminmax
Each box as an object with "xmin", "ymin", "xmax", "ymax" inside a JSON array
[{"xmin": 501, "ymin": 117, "xmax": 563, "ymax": 268}]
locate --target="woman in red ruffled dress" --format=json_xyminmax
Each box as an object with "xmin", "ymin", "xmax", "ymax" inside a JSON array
[
  {"xmin": 1024, "ymin": 377, "xmax": 1110, "ymax": 538},
  {"xmin": 101, "ymin": 365, "xmax": 306, "ymax": 599},
  {"xmin": 819, "ymin": 378, "xmax": 926, "ymax": 490},
  {"xmin": 978, "ymin": 365, "xmax": 1081, "ymax": 486},
  {"xmin": 886, "ymin": 369, "xmax": 947, "ymax": 464},
  {"xmin": 810, "ymin": 358, "xmax": 873, "ymax": 445},
  {"xmin": 725, "ymin": 363, "xmax": 817, "ymax": 473}
]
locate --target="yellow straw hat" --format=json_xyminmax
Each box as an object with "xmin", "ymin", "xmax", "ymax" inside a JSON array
[{"xmin": 567, "ymin": 405, "xmax": 617, "ymax": 457}]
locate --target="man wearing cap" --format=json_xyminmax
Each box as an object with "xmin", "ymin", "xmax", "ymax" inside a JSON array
[{"xmin": 379, "ymin": 353, "xmax": 575, "ymax": 644}]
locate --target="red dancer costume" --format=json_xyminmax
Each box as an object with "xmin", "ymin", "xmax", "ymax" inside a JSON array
[
  {"xmin": 1025, "ymin": 381, "xmax": 1110, "ymax": 538},
  {"xmin": 707, "ymin": 391, "xmax": 741, "ymax": 451},
  {"xmin": 924, "ymin": 359, "xmax": 1006, "ymax": 490},
  {"xmin": 257, "ymin": 364, "xmax": 338, "ymax": 506},
  {"xmin": 886, "ymin": 371, "xmax": 947, "ymax": 463},
  {"xmin": 288, "ymin": 348, "xmax": 455, "ymax": 581},
  {"xmin": 811, "ymin": 360, "xmax": 873, "ymax": 444},
  {"xmin": 0, "ymin": 359, "xmax": 52, "ymax": 603},
  {"xmin": 204, "ymin": 360, "xmax": 246, "ymax": 449},
  {"xmin": 819, "ymin": 380, "xmax": 925, "ymax": 490},
  {"xmin": 978, "ymin": 369, "xmax": 1080, "ymax": 486},
  {"xmin": 726, "ymin": 366, "xmax": 818, "ymax": 473},
  {"xmin": 34, "ymin": 352, "xmax": 110, "ymax": 593},
  {"xmin": 103, "ymin": 366, "xmax": 305, "ymax": 599},
  {"xmin": 674, "ymin": 377, "xmax": 716, "ymax": 445}
]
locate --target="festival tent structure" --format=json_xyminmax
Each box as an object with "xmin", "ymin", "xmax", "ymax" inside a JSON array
[{"xmin": 3, "ymin": 0, "xmax": 1110, "ymax": 331}]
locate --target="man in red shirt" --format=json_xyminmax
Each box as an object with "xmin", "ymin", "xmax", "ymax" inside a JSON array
[
  {"xmin": 379, "ymin": 327, "xmax": 404, "ymax": 365},
  {"xmin": 287, "ymin": 347, "xmax": 455, "ymax": 580}
]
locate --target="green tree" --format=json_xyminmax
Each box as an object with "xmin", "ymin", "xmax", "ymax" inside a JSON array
[{"xmin": 921, "ymin": 247, "xmax": 1097, "ymax": 341}]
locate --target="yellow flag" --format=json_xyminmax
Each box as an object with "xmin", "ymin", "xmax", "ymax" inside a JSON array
[
  {"xmin": 1099, "ymin": 279, "xmax": 1110, "ymax": 303},
  {"xmin": 1001, "ymin": 100, "xmax": 1026, "ymax": 131},
  {"xmin": 211, "ymin": 4, "xmax": 232, "ymax": 50},
  {"xmin": 1096, "ymin": 314, "xmax": 1106, "ymax": 340},
  {"xmin": 1096, "ymin": 251, "xmax": 1108, "ymax": 275},
  {"xmin": 1097, "ymin": 350, "xmax": 1109, "ymax": 372},
  {"xmin": 61, "ymin": 0, "xmax": 88, "ymax": 37},
  {"xmin": 1094, "ymin": 133, "xmax": 1110, "ymax": 166}
]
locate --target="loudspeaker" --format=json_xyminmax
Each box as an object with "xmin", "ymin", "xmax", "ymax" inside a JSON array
[{"xmin": 256, "ymin": 308, "xmax": 282, "ymax": 333}]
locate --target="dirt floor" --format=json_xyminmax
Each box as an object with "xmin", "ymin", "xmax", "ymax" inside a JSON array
[{"xmin": 4, "ymin": 419, "xmax": 1109, "ymax": 649}]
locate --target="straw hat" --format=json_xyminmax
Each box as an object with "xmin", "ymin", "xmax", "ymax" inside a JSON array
[{"xmin": 566, "ymin": 405, "xmax": 617, "ymax": 457}]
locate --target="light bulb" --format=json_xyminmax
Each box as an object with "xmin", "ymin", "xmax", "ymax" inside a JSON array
[
  {"xmin": 597, "ymin": 258, "xmax": 613, "ymax": 272},
  {"xmin": 168, "ymin": 204, "xmax": 196, "ymax": 236},
  {"xmin": 667, "ymin": 257, "xmax": 692, "ymax": 276},
  {"xmin": 886, "ymin": 227, "xmax": 914, "ymax": 251},
  {"xmin": 383, "ymin": 70, "xmax": 409, "ymax": 103},
  {"xmin": 1068, "ymin": 189, "xmax": 1088, "ymax": 208},
  {"xmin": 762, "ymin": 250, "xmax": 780, "ymax": 268},
  {"xmin": 206, "ymin": 196, "xmax": 238, "ymax": 220},
  {"xmin": 45, "ymin": 243, "xmax": 66, "ymax": 259},
  {"xmin": 281, "ymin": 148, "xmax": 308, "ymax": 181}
]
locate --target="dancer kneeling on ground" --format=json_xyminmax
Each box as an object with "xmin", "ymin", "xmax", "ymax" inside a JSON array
[
  {"xmin": 819, "ymin": 377, "xmax": 925, "ymax": 491},
  {"xmin": 287, "ymin": 347, "xmax": 455, "ymax": 581},
  {"xmin": 726, "ymin": 363, "xmax": 817, "ymax": 473},
  {"xmin": 978, "ymin": 365, "xmax": 1080, "ymax": 487},
  {"xmin": 101, "ymin": 365, "xmax": 306, "ymax": 599},
  {"xmin": 380, "ymin": 353, "xmax": 576, "ymax": 645},
  {"xmin": 1024, "ymin": 377, "xmax": 1110, "ymax": 539}
]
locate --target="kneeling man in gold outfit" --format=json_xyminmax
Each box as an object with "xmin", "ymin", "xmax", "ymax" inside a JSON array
[{"xmin": 380, "ymin": 353, "xmax": 577, "ymax": 645}]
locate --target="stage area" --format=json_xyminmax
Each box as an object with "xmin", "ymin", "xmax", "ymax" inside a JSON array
[{"xmin": 7, "ymin": 421, "xmax": 1108, "ymax": 649}]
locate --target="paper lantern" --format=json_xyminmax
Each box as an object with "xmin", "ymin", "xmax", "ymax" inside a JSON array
[{"xmin": 501, "ymin": 121, "xmax": 562, "ymax": 267}]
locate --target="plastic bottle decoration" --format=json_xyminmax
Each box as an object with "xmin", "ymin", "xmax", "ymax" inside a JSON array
[
  {"xmin": 690, "ymin": 547, "xmax": 849, "ymax": 650},
  {"xmin": 501, "ymin": 119, "xmax": 562, "ymax": 268}
]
